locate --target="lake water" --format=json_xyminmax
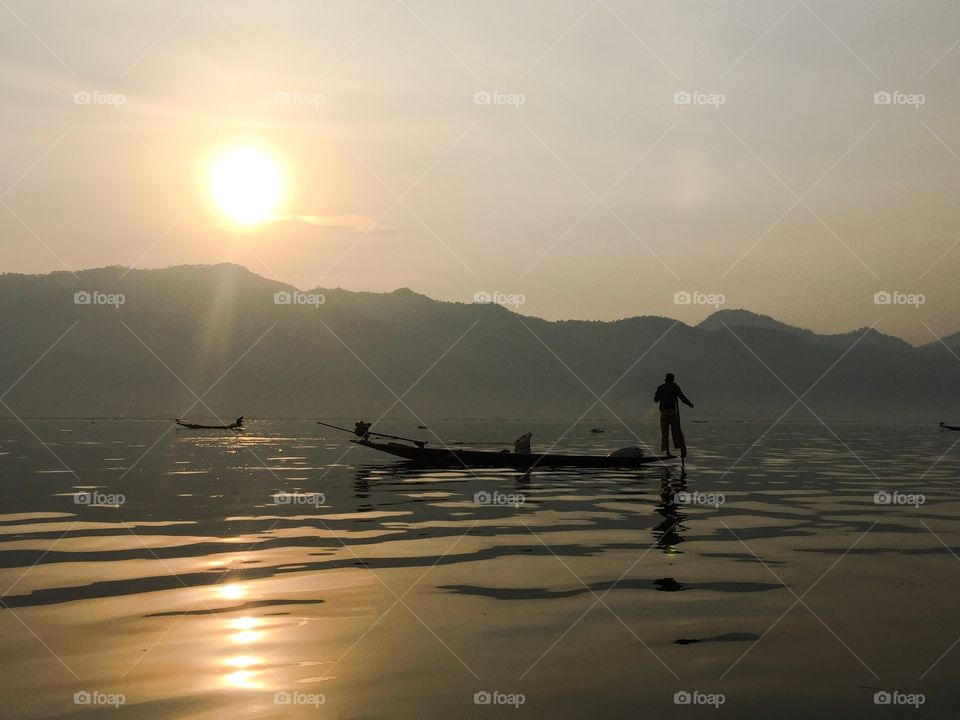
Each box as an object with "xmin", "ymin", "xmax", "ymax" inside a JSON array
[{"xmin": 0, "ymin": 418, "xmax": 958, "ymax": 718}]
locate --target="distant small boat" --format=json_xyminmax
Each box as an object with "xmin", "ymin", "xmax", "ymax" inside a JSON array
[
  {"xmin": 589, "ymin": 427, "xmax": 605, "ymax": 434},
  {"xmin": 691, "ymin": 420, "xmax": 707, "ymax": 424},
  {"xmin": 940, "ymin": 422, "xmax": 960, "ymax": 431},
  {"xmin": 417, "ymin": 424, "xmax": 429, "ymax": 429},
  {"xmin": 175, "ymin": 416, "xmax": 244, "ymax": 431}
]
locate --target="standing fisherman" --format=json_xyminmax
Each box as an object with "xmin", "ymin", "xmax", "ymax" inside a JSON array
[{"xmin": 654, "ymin": 373, "xmax": 694, "ymax": 459}]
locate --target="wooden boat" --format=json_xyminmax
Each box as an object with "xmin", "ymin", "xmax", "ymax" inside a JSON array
[
  {"xmin": 352, "ymin": 438, "xmax": 673, "ymax": 468},
  {"xmin": 175, "ymin": 417, "xmax": 244, "ymax": 431},
  {"xmin": 940, "ymin": 422, "xmax": 960, "ymax": 431}
]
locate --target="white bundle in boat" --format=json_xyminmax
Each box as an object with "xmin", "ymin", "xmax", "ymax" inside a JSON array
[{"xmin": 608, "ymin": 445, "xmax": 644, "ymax": 458}]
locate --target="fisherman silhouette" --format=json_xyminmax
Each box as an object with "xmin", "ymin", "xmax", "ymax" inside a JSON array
[{"xmin": 654, "ymin": 373, "xmax": 694, "ymax": 458}]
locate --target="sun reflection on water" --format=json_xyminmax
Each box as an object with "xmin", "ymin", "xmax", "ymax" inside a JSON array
[
  {"xmin": 225, "ymin": 655, "xmax": 262, "ymax": 668},
  {"xmin": 222, "ymin": 669, "xmax": 262, "ymax": 690},
  {"xmin": 217, "ymin": 583, "xmax": 247, "ymax": 601},
  {"xmin": 222, "ymin": 655, "xmax": 266, "ymax": 689},
  {"xmin": 228, "ymin": 616, "xmax": 263, "ymax": 644}
]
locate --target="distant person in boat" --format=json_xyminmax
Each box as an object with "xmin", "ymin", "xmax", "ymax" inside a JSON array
[
  {"xmin": 232, "ymin": 416, "xmax": 244, "ymax": 429},
  {"xmin": 654, "ymin": 373, "xmax": 694, "ymax": 459},
  {"xmin": 354, "ymin": 420, "xmax": 372, "ymax": 438}
]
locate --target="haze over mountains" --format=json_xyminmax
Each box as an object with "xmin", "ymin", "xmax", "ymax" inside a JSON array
[{"xmin": 1, "ymin": 264, "xmax": 958, "ymax": 422}]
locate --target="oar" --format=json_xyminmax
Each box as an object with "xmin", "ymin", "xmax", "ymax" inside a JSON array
[
  {"xmin": 677, "ymin": 401, "xmax": 685, "ymax": 470},
  {"xmin": 316, "ymin": 420, "xmax": 426, "ymax": 447}
]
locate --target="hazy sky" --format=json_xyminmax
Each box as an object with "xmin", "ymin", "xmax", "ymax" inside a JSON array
[{"xmin": 2, "ymin": 0, "xmax": 959, "ymax": 343}]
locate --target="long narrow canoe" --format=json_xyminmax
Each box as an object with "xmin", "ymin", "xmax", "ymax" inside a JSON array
[
  {"xmin": 353, "ymin": 439, "xmax": 673, "ymax": 468},
  {"xmin": 175, "ymin": 418, "xmax": 243, "ymax": 431},
  {"xmin": 941, "ymin": 422, "xmax": 960, "ymax": 431}
]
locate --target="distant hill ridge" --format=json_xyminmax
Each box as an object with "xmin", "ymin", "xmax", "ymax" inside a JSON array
[
  {"xmin": 0, "ymin": 264, "xmax": 957, "ymax": 421},
  {"xmin": 698, "ymin": 308, "xmax": 916, "ymax": 352}
]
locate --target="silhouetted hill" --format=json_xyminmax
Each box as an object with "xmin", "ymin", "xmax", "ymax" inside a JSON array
[
  {"xmin": 920, "ymin": 330, "xmax": 960, "ymax": 353},
  {"xmin": 1, "ymin": 265, "xmax": 958, "ymax": 422},
  {"xmin": 699, "ymin": 309, "xmax": 912, "ymax": 352},
  {"xmin": 698, "ymin": 309, "xmax": 810, "ymax": 336}
]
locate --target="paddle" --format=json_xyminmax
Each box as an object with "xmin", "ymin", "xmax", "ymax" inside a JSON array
[
  {"xmin": 677, "ymin": 401, "xmax": 685, "ymax": 470},
  {"xmin": 316, "ymin": 420, "xmax": 427, "ymax": 448}
]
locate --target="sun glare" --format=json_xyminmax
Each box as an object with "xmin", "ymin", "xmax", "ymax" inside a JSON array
[
  {"xmin": 208, "ymin": 147, "xmax": 284, "ymax": 228},
  {"xmin": 217, "ymin": 583, "xmax": 247, "ymax": 601}
]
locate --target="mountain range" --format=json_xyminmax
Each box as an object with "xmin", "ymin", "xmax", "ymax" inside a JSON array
[{"xmin": 1, "ymin": 264, "xmax": 958, "ymax": 422}]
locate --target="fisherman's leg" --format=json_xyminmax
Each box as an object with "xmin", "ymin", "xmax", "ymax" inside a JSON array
[{"xmin": 660, "ymin": 412, "xmax": 670, "ymax": 453}]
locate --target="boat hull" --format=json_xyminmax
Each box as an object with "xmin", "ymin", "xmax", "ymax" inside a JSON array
[
  {"xmin": 354, "ymin": 440, "xmax": 673, "ymax": 468},
  {"xmin": 175, "ymin": 421, "xmax": 241, "ymax": 430}
]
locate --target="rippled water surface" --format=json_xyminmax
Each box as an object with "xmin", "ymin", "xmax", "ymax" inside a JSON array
[{"xmin": 1, "ymin": 419, "xmax": 958, "ymax": 718}]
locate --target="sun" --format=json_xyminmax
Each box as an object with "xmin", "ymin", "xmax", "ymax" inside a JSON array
[{"xmin": 208, "ymin": 146, "xmax": 284, "ymax": 228}]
